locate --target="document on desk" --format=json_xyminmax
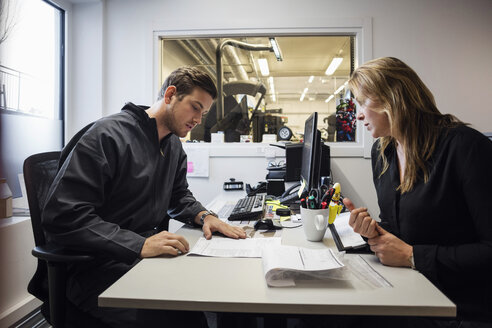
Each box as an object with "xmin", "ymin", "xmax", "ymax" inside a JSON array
[
  {"xmin": 188, "ymin": 237, "xmax": 281, "ymax": 258},
  {"xmin": 262, "ymin": 245, "xmax": 347, "ymax": 287},
  {"xmin": 343, "ymin": 255, "xmax": 393, "ymax": 288}
]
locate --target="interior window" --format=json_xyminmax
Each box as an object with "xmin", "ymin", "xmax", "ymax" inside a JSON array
[{"xmin": 160, "ymin": 36, "xmax": 357, "ymax": 144}]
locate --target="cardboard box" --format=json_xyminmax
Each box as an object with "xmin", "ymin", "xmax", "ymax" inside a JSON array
[
  {"xmin": 0, "ymin": 196, "xmax": 13, "ymax": 218},
  {"xmin": 1, "ymin": 178, "xmax": 13, "ymax": 218}
]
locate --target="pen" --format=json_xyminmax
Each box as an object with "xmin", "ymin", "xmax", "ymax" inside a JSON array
[{"xmin": 300, "ymin": 198, "xmax": 307, "ymax": 208}]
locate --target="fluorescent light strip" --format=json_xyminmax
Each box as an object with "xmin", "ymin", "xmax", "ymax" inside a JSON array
[
  {"xmin": 268, "ymin": 76, "xmax": 275, "ymax": 93},
  {"xmin": 308, "ymin": 75, "xmax": 314, "ymax": 83},
  {"xmin": 335, "ymin": 85, "xmax": 345, "ymax": 94},
  {"xmin": 300, "ymin": 87, "xmax": 308, "ymax": 102},
  {"xmin": 258, "ymin": 58, "xmax": 269, "ymax": 76},
  {"xmin": 325, "ymin": 57, "xmax": 343, "ymax": 75},
  {"xmin": 325, "ymin": 95, "xmax": 335, "ymax": 103},
  {"xmin": 268, "ymin": 76, "xmax": 275, "ymax": 100},
  {"xmin": 269, "ymin": 38, "xmax": 283, "ymax": 61}
]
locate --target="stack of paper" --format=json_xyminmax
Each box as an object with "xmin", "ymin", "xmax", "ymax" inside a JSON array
[{"xmin": 262, "ymin": 245, "xmax": 347, "ymax": 287}]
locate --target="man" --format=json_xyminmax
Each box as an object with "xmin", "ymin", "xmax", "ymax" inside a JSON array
[{"xmin": 42, "ymin": 67, "xmax": 246, "ymax": 327}]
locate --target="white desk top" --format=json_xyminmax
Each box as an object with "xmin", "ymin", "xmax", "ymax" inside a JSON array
[{"xmin": 99, "ymin": 193, "xmax": 456, "ymax": 317}]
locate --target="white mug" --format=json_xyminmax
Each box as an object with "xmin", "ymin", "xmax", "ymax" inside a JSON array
[{"xmin": 301, "ymin": 207, "xmax": 329, "ymax": 241}]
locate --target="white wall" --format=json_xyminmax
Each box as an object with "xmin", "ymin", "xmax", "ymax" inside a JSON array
[
  {"xmin": 0, "ymin": 218, "xmax": 41, "ymax": 327},
  {"xmin": 66, "ymin": 0, "xmax": 105, "ymax": 141}
]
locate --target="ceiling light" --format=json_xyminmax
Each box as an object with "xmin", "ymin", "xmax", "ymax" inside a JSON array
[
  {"xmin": 269, "ymin": 38, "xmax": 283, "ymax": 61},
  {"xmin": 325, "ymin": 95, "xmax": 335, "ymax": 103},
  {"xmin": 325, "ymin": 57, "xmax": 343, "ymax": 75},
  {"xmin": 268, "ymin": 77, "xmax": 276, "ymax": 102},
  {"xmin": 258, "ymin": 58, "xmax": 270, "ymax": 76},
  {"xmin": 300, "ymin": 87, "xmax": 308, "ymax": 102},
  {"xmin": 335, "ymin": 84, "xmax": 345, "ymax": 95},
  {"xmin": 308, "ymin": 76, "xmax": 314, "ymax": 83},
  {"xmin": 268, "ymin": 76, "xmax": 275, "ymax": 90},
  {"xmin": 268, "ymin": 76, "xmax": 275, "ymax": 95}
]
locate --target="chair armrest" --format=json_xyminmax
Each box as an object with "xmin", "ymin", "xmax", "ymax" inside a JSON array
[{"xmin": 32, "ymin": 244, "xmax": 94, "ymax": 263}]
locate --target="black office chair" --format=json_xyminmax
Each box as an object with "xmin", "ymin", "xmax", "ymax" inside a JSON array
[{"xmin": 24, "ymin": 151, "xmax": 107, "ymax": 328}]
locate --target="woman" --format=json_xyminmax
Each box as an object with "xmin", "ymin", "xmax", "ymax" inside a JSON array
[{"xmin": 343, "ymin": 57, "xmax": 492, "ymax": 326}]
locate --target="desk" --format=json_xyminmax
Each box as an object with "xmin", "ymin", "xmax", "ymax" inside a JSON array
[{"xmin": 98, "ymin": 193, "xmax": 455, "ymax": 317}]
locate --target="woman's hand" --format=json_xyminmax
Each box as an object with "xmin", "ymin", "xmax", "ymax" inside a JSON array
[
  {"xmin": 368, "ymin": 225, "xmax": 413, "ymax": 267},
  {"xmin": 343, "ymin": 197, "xmax": 379, "ymax": 238}
]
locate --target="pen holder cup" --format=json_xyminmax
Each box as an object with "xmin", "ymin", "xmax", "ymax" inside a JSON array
[{"xmin": 301, "ymin": 207, "xmax": 329, "ymax": 241}]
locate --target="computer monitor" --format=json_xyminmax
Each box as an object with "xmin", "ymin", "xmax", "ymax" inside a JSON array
[{"xmin": 301, "ymin": 112, "xmax": 322, "ymax": 192}]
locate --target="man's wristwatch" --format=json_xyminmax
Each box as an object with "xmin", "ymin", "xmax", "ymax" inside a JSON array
[{"xmin": 199, "ymin": 210, "xmax": 218, "ymax": 225}]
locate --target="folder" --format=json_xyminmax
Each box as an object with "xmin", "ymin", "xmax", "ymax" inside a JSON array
[{"xmin": 328, "ymin": 212, "xmax": 371, "ymax": 254}]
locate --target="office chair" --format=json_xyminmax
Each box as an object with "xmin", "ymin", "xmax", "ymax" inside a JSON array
[{"xmin": 24, "ymin": 151, "xmax": 107, "ymax": 328}]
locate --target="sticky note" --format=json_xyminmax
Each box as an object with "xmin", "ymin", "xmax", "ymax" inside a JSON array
[{"xmin": 187, "ymin": 162, "xmax": 194, "ymax": 173}]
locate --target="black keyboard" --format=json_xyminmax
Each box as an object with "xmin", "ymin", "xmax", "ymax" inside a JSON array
[{"xmin": 227, "ymin": 193, "xmax": 266, "ymax": 221}]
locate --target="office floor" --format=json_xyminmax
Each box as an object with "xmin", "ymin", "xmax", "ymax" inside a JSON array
[
  {"xmin": 13, "ymin": 307, "xmax": 305, "ymax": 328},
  {"xmin": 205, "ymin": 312, "xmax": 303, "ymax": 328},
  {"xmin": 9, "ymin": 308, "xmax": 50, "ymax": 328}
]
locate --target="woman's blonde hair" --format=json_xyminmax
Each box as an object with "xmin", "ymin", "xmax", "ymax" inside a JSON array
[{"xmin": 348, "ymin": 57, "xmax": 462, "ymax": 193}]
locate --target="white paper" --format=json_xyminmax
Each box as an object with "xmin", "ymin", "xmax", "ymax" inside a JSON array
[
  {"xmin": 343, "ymin": 255, "xmax": 393, "ymax": 288},
  {"xmin": 333, "ymin": 212, "xmax": 366, "ymax": 248},
  {"xmin": 188, "ymin": 237, "xmax": 281, "ymax": 258},
  {"xmin": 14, "ymin": 174, "xmax": 29, "ymax": 209},
  {"xmin": 262, "ymin": 245, "xmax": 346, "ymax": 287},
  {"xmin": 185, "ymin": 148, "xmax": 209, "ymax": 177}
]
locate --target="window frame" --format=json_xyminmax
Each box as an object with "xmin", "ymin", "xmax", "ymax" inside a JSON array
[{"xmin": 151, "ymin": 18, "xmax": 373, "ymax": 158}]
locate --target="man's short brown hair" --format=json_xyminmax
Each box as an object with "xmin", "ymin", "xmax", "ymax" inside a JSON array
[{"xmin": 157, "ymin": 66, "xmax": 217, "ymax": 100}]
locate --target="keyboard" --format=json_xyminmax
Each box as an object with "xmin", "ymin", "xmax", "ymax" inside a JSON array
[
  {"xmin": 217, "ymin": 202, "xmax": 235, "ymax": 219},
  {"xmin": 227, "ymin": 193, "xmax": 266, "ymax": 221}
]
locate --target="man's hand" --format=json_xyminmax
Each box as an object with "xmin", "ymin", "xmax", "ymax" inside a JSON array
[
  {"xmin": 343, "ymin": 197, "xmax": 379, "ymax": 238},
  {"xmin": 202, "ymin": 215, "xmax": 246, "ymax": 240},
  {"xmin": 140, "ymin": 230, "xmax": 189, "ymax": 258},
  {"xmin": 368, "ymin": 225, "xmax": 413, "ymax": 267}
]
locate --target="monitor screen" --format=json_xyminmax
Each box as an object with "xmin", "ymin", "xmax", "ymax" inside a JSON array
[{"xmin": 301, "ymin": 112, "xmax": 321, "ymax": 192}]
